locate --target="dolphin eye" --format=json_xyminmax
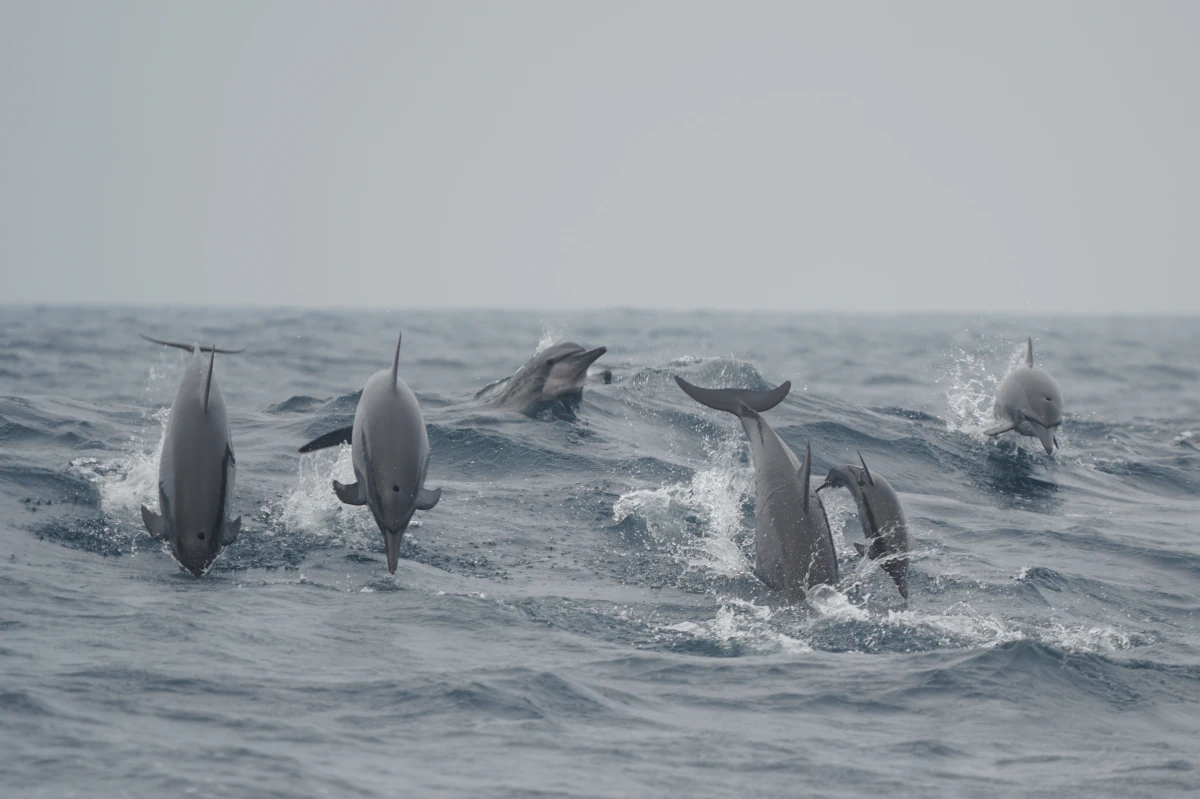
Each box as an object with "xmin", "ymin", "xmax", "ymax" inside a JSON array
[
  {"xmin": 1046, "ymin": 397, "xmax": 1053, "ymax": 402},
  {"xmin": 392, "ymin": 485, "xmax": 400, "ymax": 493},
  {"xmin": 197, "ymin": 532, "xmax": 206, "ymax": 541}
]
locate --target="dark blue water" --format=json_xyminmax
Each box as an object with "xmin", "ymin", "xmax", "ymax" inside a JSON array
[{"xmin": 2, "ymin": 307, "xmax": 1198, "ymax": 798}]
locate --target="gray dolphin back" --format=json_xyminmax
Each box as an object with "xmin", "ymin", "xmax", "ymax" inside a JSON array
[
  {"xmin": 674, "ymin": 375, "xmax": 838, "ymax": 601},
  {"xmin": 485, "ymin": 341, "xmax": 607, "ymax": 416},
  {"xmin": 300, "ymin": 331, "xmax": 440, "ymax": 574},
  {"xmin": 820, "ymin": 454, "xmax": 910, "ymax": 599},
  {"xmin": 985, "ymin": 336, "xmax": 1065, "ymax": 454},
  {"xmin": 139, "ymin": 336, "xmax": 244, "ymax": 576}
]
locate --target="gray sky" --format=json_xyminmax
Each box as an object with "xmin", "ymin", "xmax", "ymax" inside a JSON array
[{"xmin": 2, "ymin": 1, "xmax": 1197, "ymax": 312}]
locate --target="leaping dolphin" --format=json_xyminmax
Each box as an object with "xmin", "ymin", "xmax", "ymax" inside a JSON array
[
  {"xmin": 985, "ymin": 337, "xmax": 1065, "ymax": 455},
  {"xmin": 478, "ymin": 342, "xmax": 607, "ymax": 417},
  {"xmin": 298, "ymin": 333, "xmax": 441, "ymax": 574},
  {"xmin": 818, "ymin": 452, "xmax": 910, "ymax": 599},
  {"xmin": 674, "ymin": 376, "xmax": 838, "ymax": 601},
  {"xmin": 139, "ymin": 334, "xmax": 245, "ymax": 577}
]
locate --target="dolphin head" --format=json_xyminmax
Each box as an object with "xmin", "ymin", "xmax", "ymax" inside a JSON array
[
  {"xmin": 366, "ymin": 469, "xmax": 422, "ymax": 575},
  {"xmin": 818, "ymin": 464, "xmax": 868, "ymax": 495},
  {"xmin": 170, "ymin": 521, "xmax": 224, "ymax": 577},
  {"xmin": 1021, "ymin": 368, "xmax": 1065, "ymax": 454},
  {"xmin": 537, "ymin": 342, "xmax": 607, "ymax": 401}
]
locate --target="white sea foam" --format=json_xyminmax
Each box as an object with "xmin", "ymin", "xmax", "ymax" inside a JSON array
[
  {"xmin": 663, "ymin": 598, "xmax": 812, "ymax": 655},
  {"xmin": 279, "ymin": 445, "xmax": 378, "ymax": 549},
  {"xmin": 939, "ymin": 341, "xmax": 1026, "ymax": 437},
  {"xmin": 612, "ymin": 434, "xmax": 754, "ymax": 577}
]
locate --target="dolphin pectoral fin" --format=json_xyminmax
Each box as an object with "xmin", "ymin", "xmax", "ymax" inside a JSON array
[
  {"xmin": 299, "ymin": 426, "xmax": 354, "ymax": 453},
  {"xmin": 141, "ymin": 505, "xmax": 168, "ymax": 539},
  {"xmin": 333, "ymin": 480, "xmax": 367, "ymax": 506},
  {"xmin": 983, "ymin": 421, "xmax": 1017, "ymax": 437},
  {"xmin": 415, "ymin": 486, "xmax": 442, "ymax": 511},
  {"xmin": 221, "ymin": 516, "xmax": 241, "ymax": 545},
  {"xmin": 854, "ymin": 542, "xmax": 866, "ymax": 557}
]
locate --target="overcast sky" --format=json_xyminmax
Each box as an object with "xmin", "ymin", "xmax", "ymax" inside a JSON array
[{"xmin": 1, "ymin": 2, "xmax": 1197, "ymax": 312}]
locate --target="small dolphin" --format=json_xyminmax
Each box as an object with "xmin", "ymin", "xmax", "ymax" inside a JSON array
[
  {"xmin": 139, "ymin": 335, "xmax": 244, "ymax": 577},
  {"xmin": 818, "ymin": 452, "xmax": 910, "ymax": 599},
  {"xmin": 674, "ymin": 376, "xmax": 838, "ymax": 601},
  {"xmin": 298, "ymin": 333, "xmax": 441, "ymax": 574},
  {"xmin": 478, "ymin": 342, "xmax": 607, "ymax": 416},
  {"xmin": 985, "ymin": 337, "xmax": 1065, "ymax": 455}
]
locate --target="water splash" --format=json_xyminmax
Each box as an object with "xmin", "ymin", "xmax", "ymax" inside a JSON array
[
  {"xmin": 940, "ymin": 340, "xmax": 1027, "ymax": 437},
  {"xmin": 612, "ymin": 434, "xmax": 754, "ymax": 578},
  {"xmin": 279, "ymin": 445, "xmax": 379, "ymax": 549},
  {"xmin": 535, "ymin": 323, "xmax": 568, "ymax": 354},
  {"xmin": 662, "ymin": 598, "xmax": 812, "ymax": 655}
]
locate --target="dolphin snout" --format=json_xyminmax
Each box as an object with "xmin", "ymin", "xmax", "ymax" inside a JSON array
[
  {"xmin": 385, "ymin": 531, "xmax": 402, "ymax": 574},
  {"xmin": 574, "ymin": 346, "xmax": 607, "ymax": 369}
]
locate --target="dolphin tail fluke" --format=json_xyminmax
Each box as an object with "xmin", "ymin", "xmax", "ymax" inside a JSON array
[
  {"xmin": 299, "ymin": 426, "xmax": 354, "ymax": 453},
  {"xmin": 391, "ymin": 332, "xmax": 403, "ymax": 388},
  {"xmin": 203, "ymin": 348, "xmax": 216, "ymax": 413},
  {"xmin": 333, "ymin": 480, "xmax": 367, "ymax": 506},
  {"xmin": 141, "ymin": 505, "xmax": 167, "ymax": 539},
  {"xmin": 140, "ymin": 334, "xmax": 245, "ymax": 354},
  {"xmin": 1026, "ymin": 337, "xmax": 1034, "ymax": 367},
  {"xmin": 221, "ymin": 516, "xmax": 241, "ymax": 545},
  {"xmin": 799, "ymin": 442, "xmax": 813, "ymax": 512},
  {"xmin": 673, "ymin": 376, "xmax": 791, "ymax": 417},
  {"xmin": 415, "ymin": 486, "xmax": 442, "ymax": 511},
  {"xmin": 983, "ymin": 421, "xmax": 1018, "ymax": 437}
]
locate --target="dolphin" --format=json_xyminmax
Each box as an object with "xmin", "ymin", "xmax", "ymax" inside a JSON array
[
  {"xmin": 985, "ymin": 337, "xmax": 1065, "ymax": 455},
  {"xmin": 138, "ymin": 334, "xmax": 244, "ymax": 577},
  {"xmin": 298, "ymin": 333, "xmax": 441, "ymax": 574},
  {"xmin": 818, "ymin": 452, "xmax": 910, "ymax": 599},
  {"xmin": 674, "ymin": 376, "xmax": 839, "ymax": 601},
  {"xmin": 478, "ymin": 342, "xmax": 607, "ymax": 416}
]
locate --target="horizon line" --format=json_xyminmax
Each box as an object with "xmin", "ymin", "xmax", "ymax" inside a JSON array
[{"xmin": 1, "ymin": 301, "xmax": 1198, "ymax": 318}]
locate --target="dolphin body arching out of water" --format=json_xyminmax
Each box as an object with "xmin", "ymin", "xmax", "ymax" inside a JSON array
[
  {"xmin": 477, "ymin": 342, "xmax": 607, "ymax": 417},
  {"xmin": 139, "ymin": 335, "xmax": 244, "ymax": 577},
  {"xmin": 985, "ymin": 337, "xmax": 1065, "ymax": 455},
  {"xmin": 674, "ymin": 376, "xmax": 839, "ymax": 601},
  {"xmin": 819, "ymin": 453, "xmax": 910, "ymax": 599},
  {"xmin": 299, "ymin": 333, "xmax": 441, "ymax": 574}
]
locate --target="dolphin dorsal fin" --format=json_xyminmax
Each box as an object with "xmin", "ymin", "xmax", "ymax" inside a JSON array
[
  {"xmin": 858, "ymin": 450, "xmax": 875, "ymax": 487},
  {"xmin": 799, "ymin": 442, "xmax": 813, "ymax": 513},
  {"xmin": 1026, "ymin": 337, "xmax": 1034, "ymax": 368},
  {"xmin": 203, "ymin": 348, "xmax": 216, "ymax": 413},
  {"xmin": 391, "ymin": 332, "xmax": 402, "ymax": 388}
]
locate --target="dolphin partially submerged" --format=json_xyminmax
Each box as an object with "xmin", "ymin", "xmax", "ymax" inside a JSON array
[
  {"xmin": 985, "ymin": 337, "xmax": 1065, "ymax": 455},
  {"xmin": 674, "ymin": 376, "xmax": 838, "ymax": 601},
  {"xmin": 299, "ymin": 333, "xmax": 441, "ymax": 574},
  {"xmin": 818, "ymin": 453, "xmax": 910, "ymax": 599},
  {"xmin": 139, "ymin": 334, "xmax": 244, "ymax": 576},
  {"xmin": 478, "ymin": 342, "xmax": 607, "ymax": 417}
]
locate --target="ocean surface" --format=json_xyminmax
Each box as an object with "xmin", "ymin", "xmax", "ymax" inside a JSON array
[{"xmin": 2, "ymin": 307, "xmax": 1198, "ymax": 798}]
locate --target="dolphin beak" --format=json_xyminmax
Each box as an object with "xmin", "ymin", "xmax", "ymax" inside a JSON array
[
  {"xmin": 1034, "ymin": 424, "xmax": 1056, "ymax": 455},
  {"xmin": 574, "ymin": 346, "xmax": 607, "ymax": 371},
  {"xmin": 385, "ymin": 531, "xmax": 402, "ymax": 574}
]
